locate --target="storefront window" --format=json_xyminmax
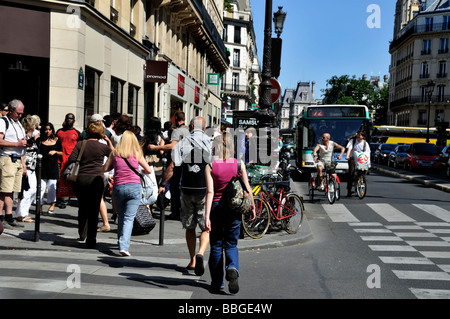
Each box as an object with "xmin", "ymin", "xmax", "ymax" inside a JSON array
[
  {"xmin": 84, "ymin": 66, "xmax": 101, "ymax": 126},
  {"xmin": 110, "ymin": 77, "xmax": 124, "ymax": 114},
  {"xmin": 128, "ymin": 84, "xmax": 139, "ymax": 124}
]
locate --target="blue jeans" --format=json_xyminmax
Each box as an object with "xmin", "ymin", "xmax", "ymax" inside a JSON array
[
  {"xmin": 208, "ymin": 200, "xmax": 241, "ymax": 289},
  {"xmin": 113, "ymin": 183, "xmax": 142, "ymax": 251}
]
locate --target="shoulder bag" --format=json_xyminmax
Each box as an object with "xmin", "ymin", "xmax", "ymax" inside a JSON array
[
  {"xmin": 226, "ymin": 161, "xmax": 252, "ymax": 215},
  {"xmin": 63, "ymin": 140, "xmax": 87, "ymax": 183},
  {"xmin": 123, "ymin": 157, "xmax": 158, "ymax": 206}
]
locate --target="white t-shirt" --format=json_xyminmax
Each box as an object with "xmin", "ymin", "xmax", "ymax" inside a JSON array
[
  {"xmin": 0, "ymin": 117, "xmax": 26, "ymax": 157},
  {"xmin": 346, "ymin": 138, "xmax": 370, "ymax": 159}
]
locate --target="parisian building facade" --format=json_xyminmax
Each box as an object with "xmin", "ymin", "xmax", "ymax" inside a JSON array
[
  {"xmin": 221, "ymin": 0, "xmax": 261, "ymax": 124},
  {"xmin": 389, "ymin": 0, "xmax": 450, "ymax": 127},
  {"xmin": 279, "ymin": 81, "xmax": 319, "ymax": 130},
  {"xmin": 0, "ymin": 0, "xmax": 229, "ymax": 131}
]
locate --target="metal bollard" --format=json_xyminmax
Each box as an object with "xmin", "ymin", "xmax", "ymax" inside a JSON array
[
  {"xmin": 34, "ymin": 154, "xmax": 43, "ymax": 242},
  {"xmin": 159, "ymin": 157, "xmax": 167, "ymax": 246}
]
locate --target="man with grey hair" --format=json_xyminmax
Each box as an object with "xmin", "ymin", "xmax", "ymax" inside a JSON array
[
  {"xmin": 173, "ymin": 116, "xmax": 212, "ymax": 276},
  {"xmin": 0, "ymin": 99, "xmax": 27, "ymax": 228}
]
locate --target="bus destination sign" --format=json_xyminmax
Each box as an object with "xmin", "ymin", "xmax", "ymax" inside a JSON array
[{"xmin": 307, "ymin": 107, "xmax": 366, "ymax": 118}]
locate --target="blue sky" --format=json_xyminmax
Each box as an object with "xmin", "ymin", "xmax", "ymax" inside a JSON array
[{"xmin": 249, "ymin": 0, "xmax": 395, "ymax": 99}]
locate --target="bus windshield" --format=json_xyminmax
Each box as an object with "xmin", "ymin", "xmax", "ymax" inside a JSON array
[{"xmin": 306, "ymin": 119, "xmax": 365, "ymax": 148}]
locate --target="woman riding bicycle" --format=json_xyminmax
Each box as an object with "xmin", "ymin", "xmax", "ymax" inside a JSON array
[
  {"xmin": 345, "ymin": 130, "xmax": 370, "ymax": 197},
  {"xmin": 313, "ymin": 133, "xmax": 345, "ymax": 190}
]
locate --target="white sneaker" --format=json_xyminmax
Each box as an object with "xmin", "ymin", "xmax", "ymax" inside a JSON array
[{"xmin": 120, "ymin": 250, "xmax": 131, "ymax": 257}]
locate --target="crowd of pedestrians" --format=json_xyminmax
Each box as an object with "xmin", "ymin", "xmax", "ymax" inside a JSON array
[{"xmin": 0, "ymin": 99, "xmax": 255, "ymax": 294}]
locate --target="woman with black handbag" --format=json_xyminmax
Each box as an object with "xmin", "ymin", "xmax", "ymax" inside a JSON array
[
  {"xmin": 103, "ymin": 130, "xmax": 153, "ymax": 256},
  {"xmin": 68, "ymin": 122, "xmax": 113, "ymax": 248}
]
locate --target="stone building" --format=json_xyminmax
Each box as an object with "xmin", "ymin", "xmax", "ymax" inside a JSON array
[
  {"xmin": 221, "ymin": 0, "xmax": 261, "ymax": 123},
  {"xmin": 0, "ymin": 0, "xmax": 228, "ymax": 131},
  {"xmin": 389, "ymin": 0, "xmax": 450, "ymax": 127}
]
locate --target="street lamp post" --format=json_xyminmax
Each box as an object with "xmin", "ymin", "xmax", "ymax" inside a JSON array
[
  {"xmin": 255, "ymin": 1, "xmax": 286, "ymax": 127},
  {"xmin": 425, "ymin": 80, "xmax": 435, "ymax": 143},
  {"xmin": 273, "ymin": 6, "xmax": 287, "ymax": 38}
]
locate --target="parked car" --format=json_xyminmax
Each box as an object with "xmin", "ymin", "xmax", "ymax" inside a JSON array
[
  {"xmin": 374, "ymin": 143, "xmax": 397, "ymax": 164},
  {"xmin": 404, "ymin": 143, "xmax": 441, "ymax": 171},
  {"xmin": 440, "ymin": 145, "xmax": 450, "ymax": 177},
  {"xmin": 369, "ymin": 143, "xmax": 381, "ymax": 160},
  {"xmin": 387, "ymin": 144, "xmax": 410, "ymax": 168}
]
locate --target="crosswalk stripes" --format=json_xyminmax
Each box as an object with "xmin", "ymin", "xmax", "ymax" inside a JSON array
[
  {"xmin": 0, "ymin": 250, "xmax": 199, "ymax": 299},
  {"xmin": 322, "ymin": 202, "xmax": 450, "ymax": 299}
]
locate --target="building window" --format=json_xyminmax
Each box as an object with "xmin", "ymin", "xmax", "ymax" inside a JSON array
[
  {"xmin": 443, "ymin": 16, "xmax": 450, "ymax": 30},
  {"xmin": 418, "ymin": 110, "xmax": 427, "ymax": 125},
  {"xmin": 437, "ymin": 85, "xmax": 445, "ymax": 102},
  {"xmin": 232, "ymin": 73, "xmax": 239, "ymax": 92},
  {"xmin": 110, "ymin": 0, "xmax": 118, "ymax": 23},
  {"xmin": 439, "ymin": 38, "xmax": 449, "ymax": 53},
  {"xmin": 234, "ymin": 26, "xmax": 241, "ymax": 44},
  {"xmin": 426, "ymin": 17, "xmax": 433, "ymax": 32},
  {"xmin": 110, "ymin": 77, "xmax": 124, "ymax": 114},
  {"xmin": 84, "ymin": 66, "xmax": 101, "ymax": 126},
  {"xmin": 421, "ymin": 86, "xmax": 427, "ymax": 102},
  {"xmin": 223, "ymin": 24, "xmax": 228, "ymax": 42},
  {"xmin": 233, "ymin": 49, "xmax": 240, "ymax": 67},
  {"xmin": 438, "ymin": 61, "xmax": 447, "ymax": 78},
  {"xmin": 436, "ymin": 109, "xmax": 445, "ymax": 122},
  {"xmin": 420, "ymin": 62, "xmax": 429, "ymax": 79},
  {"xmin": 128, "ymin": 84, "xmax": 139, "ymax": 124},
  {"xmin": 422, "ymin": 40, "xmax": 431, "ymax": 55}
]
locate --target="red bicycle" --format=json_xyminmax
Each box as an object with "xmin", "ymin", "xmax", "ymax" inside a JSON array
[{"xmin": 242, "ymin": 174, "xmax": 304, "ymax": 239}]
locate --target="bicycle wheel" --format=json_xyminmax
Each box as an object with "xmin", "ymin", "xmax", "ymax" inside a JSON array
[
  {"xmin": 335, "ymin": 177, "xmax": 341, "ymax": 201},
  {"xmin": 356, "ymin": 174, "xmax": 367, "ymax": 199},
  {"xmin": 242, "ymin": 196, "xmax": 271, "ymax": 239},
  {"xmin": 326, "ymin": 176, "xmax": 336, "ymax": 204},
  {"xmin": 280, "ymin": 193, "xmax": 304, "ymax": 234}
]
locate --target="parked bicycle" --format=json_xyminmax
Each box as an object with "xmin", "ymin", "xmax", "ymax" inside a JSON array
[
  {"xmin": 242, "ymin": 172, "xmax": 304, "ymax": 239},
  {"xmin": 308, "ymin": 160, "xmax": 340, "ymax": 204}
]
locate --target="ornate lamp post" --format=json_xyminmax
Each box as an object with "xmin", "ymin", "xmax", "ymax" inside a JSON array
[
  {"xmin": 425, "ymin": 80, "xmax": 435, "ymax": 143},
  {"xmin": 255, "ymin": 1, "xmax": 286, "ymax": 127},
  {"xmin": 273, "ymin": 6, "xmax": 287, "ymax": 38}
]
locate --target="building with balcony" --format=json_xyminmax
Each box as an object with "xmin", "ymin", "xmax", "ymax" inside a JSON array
[
  {"xmin": 0, "ymin": 0, "xmax": 229, "ymax": 131},
  {"xmin": 389, "ymin": 0, "xmax": 450, "ymax": 127},
  {"xmin": 279, "ymin": 81, "xmax": 319, "ymax": 129},
  {"xmin": 221, "ymin": 0, "xmax": 261, "ymax": 123}
]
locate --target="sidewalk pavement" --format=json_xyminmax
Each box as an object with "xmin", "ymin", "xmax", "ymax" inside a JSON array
[
  {"xmin": 0, "ymin": 180, "xmax": 313, "ymax": 255},
  {"xmin": 1, "ymin": 167, "xmax": 448, "ymax": 255}
]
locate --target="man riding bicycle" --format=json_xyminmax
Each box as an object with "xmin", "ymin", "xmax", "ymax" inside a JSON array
[{"xmin": 313, "ymin": 133, "xmax": 345, "ymax": 190}]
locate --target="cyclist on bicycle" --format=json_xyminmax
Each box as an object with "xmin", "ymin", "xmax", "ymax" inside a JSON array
[
  {"xmin": 345, "ymin": 130, "xmax": 370, "ymax": 197},
  {"xmin": 313, "ymin": 133, "xmax": 345, "ymax": 190}
]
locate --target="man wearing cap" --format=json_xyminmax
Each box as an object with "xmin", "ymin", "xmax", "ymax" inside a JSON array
[
  {"xmin": 0, "ymin": 99, "xmax": 27, "ymax": 228},
  {"xmin": 78, "ymin": 114, "xmax": 112, "ymax": 141}
]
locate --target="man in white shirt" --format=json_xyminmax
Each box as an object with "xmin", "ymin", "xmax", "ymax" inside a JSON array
[{"xmin": 0, "ymin": 100, "xmax": 27, "ymax": 228}]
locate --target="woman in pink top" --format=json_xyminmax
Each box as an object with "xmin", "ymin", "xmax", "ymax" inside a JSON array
[
  {"xmin": 104, "ymin": 131, "xmax": 152, "ymax": 256},
  {"xmin": 205, "ymin": 133, "xmax": 255, "ymax": 294}
]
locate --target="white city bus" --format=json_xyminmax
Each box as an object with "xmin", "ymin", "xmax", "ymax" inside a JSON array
[{"xmin": 296, "ymin": 105, "xmax": 371, "ymax": 175}]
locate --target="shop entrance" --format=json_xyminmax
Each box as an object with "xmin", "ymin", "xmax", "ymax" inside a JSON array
[{"xmin": 0, "ymin": 53, "xmax": 49, "ymax": 121}]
